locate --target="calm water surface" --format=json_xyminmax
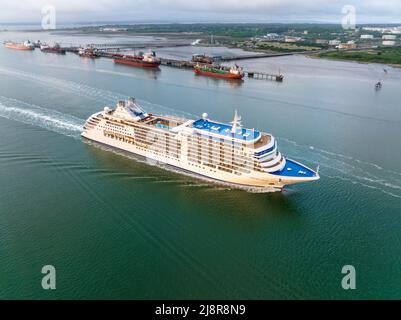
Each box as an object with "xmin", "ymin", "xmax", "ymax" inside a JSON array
[{"xmin": 0, "ymin": 32, "xmax": 400, "ymax": 299}]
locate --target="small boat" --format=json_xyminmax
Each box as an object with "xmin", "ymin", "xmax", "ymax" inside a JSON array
[
  {"xmin": 4, "ymin": 40, "xmax": 35, "ymax": 51},
  {"xmin": 375, "ymin": 81, "xmax": 382, "ymax": 89},
  {"xmin": 194, "ymin": 64, "xmax": 244, "ymax": 80},
  {"xmin": 78, "ymin": 47, "xmax": 99, "ymax": 59},
  {"xmin": 40, "ymin": 43, "xmax": 66, "ymax": 54},
  {"xmin": 114, "ymin": 51, "xmax": 161, "ymax": 68}
]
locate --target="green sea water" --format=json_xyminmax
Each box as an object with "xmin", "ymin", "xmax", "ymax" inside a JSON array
[{"xmin": 0, "ymin": 36, "xmax": 401, "ymax": 299}]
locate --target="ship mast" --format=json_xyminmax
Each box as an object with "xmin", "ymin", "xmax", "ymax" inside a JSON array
[{"xmin": 230, "ymin": 110, "xmax": 242, "ymax": 134}]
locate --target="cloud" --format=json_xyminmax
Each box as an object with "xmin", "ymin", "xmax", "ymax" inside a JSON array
[{"xmin": 0, "ymin": 0, "xmax": 400, "ymax": 23}]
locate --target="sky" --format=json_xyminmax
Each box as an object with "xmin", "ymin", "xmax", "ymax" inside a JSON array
[{"xmin": 0, "ymin": 0, "xmax": 400, "ymax": 24}]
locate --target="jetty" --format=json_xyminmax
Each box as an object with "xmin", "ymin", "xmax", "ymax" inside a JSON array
[
  {"xmin": 86, "ymin": 42, "xmax": 190, "ymax": 52},
  {"xmin": 219, "ymin": 52, "xmax": 293, "ymax": 61},
  {"xmin": 36, "ymin": 41, "xmax": 285, "ymax": 82}
]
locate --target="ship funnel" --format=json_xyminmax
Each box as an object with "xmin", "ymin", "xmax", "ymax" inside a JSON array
[
  {"xmin": 128, "ymin": 97, "xmax": 136, "ymax": 106},
  {"xmin": 117, "ymin": 100, "xmax": 125, "ymax": 108}
]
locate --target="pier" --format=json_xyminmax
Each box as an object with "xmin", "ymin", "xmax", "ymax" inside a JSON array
[
  {"xmin": 40, "ymin": 41, "xmax": 285, "ymax": 82},
  {"xmin": 245, "ymin": 71, "xmax": 284, "ymax": 82},
  {"xmin": 219, "ymin": 52, "xmax": 293, "ymax": 61},
  {"xmin": 87, "ymin": 42, "xmax": 191, "ymax": 52}
]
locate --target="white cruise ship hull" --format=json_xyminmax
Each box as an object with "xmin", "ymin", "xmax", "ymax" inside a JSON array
[
  {"xmin": 82, "ymin": 129, "xmax": 318, "ymax": 190},
  {"xmin": 82, "ymin": 99, "xmax": 319, "ymax": 191}
]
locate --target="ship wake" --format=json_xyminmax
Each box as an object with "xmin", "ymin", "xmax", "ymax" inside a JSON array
[
  {"xmin": 0, "ymin": 96, "xmax": 84, "ymax": 139},
  {"xmin": 279, "ymin": 136, "xmax": 401, "ymax": 199},
  {"xmin": 0, "ymin": 66, "xmax": 198, "ymax": 120}
]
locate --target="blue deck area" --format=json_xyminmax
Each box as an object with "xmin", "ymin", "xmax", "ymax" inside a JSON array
[
  {"xmin": 192, "ymin": 119, "xmax": 260, "ymax": 141},
  {"xmin": 271, "ymin": 159, "xmax": 317, "ymax": 178},
  {"xmin": 155, "ymin": 123, "xmax": 171, "ymax": 130}
]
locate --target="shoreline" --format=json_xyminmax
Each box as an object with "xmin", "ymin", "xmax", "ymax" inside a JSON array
[{"xmin": 306, "ymin": 54, "xmax": 401, "ymax": 68}]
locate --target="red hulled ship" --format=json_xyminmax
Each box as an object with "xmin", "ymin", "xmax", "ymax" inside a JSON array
[
  {"xmin": 194, "ymin": 64, "xmax": 244, "ymax": 80},
  {"xmin": 4, "ymin": 40, "xmax": 35, "ymax": 51},
  {"xmin": 114, "ymin": 51, "xmax": 161, "ymax": 69}
]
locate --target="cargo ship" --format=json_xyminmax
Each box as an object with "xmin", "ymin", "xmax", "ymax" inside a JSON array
[
  {"xmin": 194, "ymin": 64, "xmax": 244, "ymax": 80},
  {"xmin": 114, "ymin": 51, "xmax": 161, "ymax": 69},
  {"xmin": 82, "ymin": 98, "xmax": 320, "ymax": 191},
  {"xmin": 4, "ymin": 40, "xmax": 35, "ymax": 51},
  {"xmin": 40, "ymin": 43, "xmax": 66, "ymax": 54}
]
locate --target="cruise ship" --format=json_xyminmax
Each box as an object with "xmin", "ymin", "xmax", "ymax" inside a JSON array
[{"xmin": 82, "ymin": 98, "xmax": 320, "ymax": 190}]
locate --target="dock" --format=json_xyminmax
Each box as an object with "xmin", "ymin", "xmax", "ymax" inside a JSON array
[
  {"xmin": 160, "ymin": 58, "xmax": 195, "ymax": 69},
  {"xmin": 245, "ymin": 71, "xmax": 284, "ymax": 82},
  {"xmin": 45, "ymin": 41, "xmax": 285, "ymax": 82},
  {"xmin": 86, "ymin": 42, "xmax": 191, "ymax": 52},
  {"xmin": 219, "ymin": 52, "xmax": 293, "ymax": 61}
]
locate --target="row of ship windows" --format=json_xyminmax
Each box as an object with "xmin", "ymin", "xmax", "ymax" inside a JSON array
[
  {"xmin": 187, "ymin": 156, "xmax": 253, "ymax": 174},
  {"xmin": 104, "ymin": 131, "xmax": 181, "ymax": 149},
  {"xmin": 188, "ymin": 138, "xmax": 247, "ymax": 151},
  {"xmin": 187, "ymin": 151, "xmax": 268, "ymax": 171},
  {"xmin": 187, "ymin": 138, "xmax": 273, "ymax": 158},
  {"xmin": 187, "ymin": 150, "xmax": 252, "ymax": 164},
  {"xmin": 109, "ymin": 119, "xmax": 178, "ymax": 139},
  {"xmin": 187, "ymin": 161, "xmax": 246, "ymax": 176},
  {"xmin": 193, "ymin": 134, "xmax": 248, "ymax": 148},
  {"xmin": 187, "ymin": 141, "xmax": 247, "ymax": 156},
  {"xmin": 187, "ymin": 154, "xmax": 256, "ymax": 170},
  {"xmin": 187, "ymin": 144, "xmax": 250, "ymax": 161},
  {"xmin": 187, "ymin": 152, "xmax": 281, "ymax": 172},
  {"xmin": 103, "ymin": 132, "xmax": 180, "ymax": 159}
]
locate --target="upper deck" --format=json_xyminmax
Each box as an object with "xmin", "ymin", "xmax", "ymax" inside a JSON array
[{"xmin": 191, "ymin": 119, "xmax": 261, "ymax": 142}]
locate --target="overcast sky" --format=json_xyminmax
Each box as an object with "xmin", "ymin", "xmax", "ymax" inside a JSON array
[{"xmin": 0, "ymin": 0, "xmax": 400, "ymax": 24}]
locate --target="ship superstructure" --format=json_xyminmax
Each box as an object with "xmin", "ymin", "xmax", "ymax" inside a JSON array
[{"xmin": 82, "ymin": 98, "xmax": 319, "ymax": 190}]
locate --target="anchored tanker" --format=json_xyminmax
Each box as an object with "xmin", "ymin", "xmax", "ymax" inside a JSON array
[
  {"xmin": 82, "ymin": 98, "xmax": 320, "ymax": 190},
  {"xmin": 114, "ymin": 51, "xmax": 161, "ymax": 69},
  {"xmin": 4, "ymin": 40, "xmax": 35, "ymax": 51},
  {"xmin": 194, "ymin": 64, "xmax": 245, "ymax": 80}
]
